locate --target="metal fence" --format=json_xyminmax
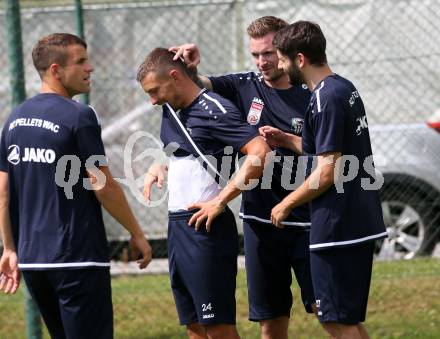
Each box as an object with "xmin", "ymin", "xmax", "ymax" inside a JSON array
[
  {"xmin": 2, "ymin": 0, "xmax": 440, "ymax": 261},
  {"xmin": 1, "ymin": 0, "xmax": 440, "ymax": 332}
]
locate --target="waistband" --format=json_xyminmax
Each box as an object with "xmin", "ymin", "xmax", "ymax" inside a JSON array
[{"xmin": 168, "ymin": 206, "xmax": 232, "ymax": 221}]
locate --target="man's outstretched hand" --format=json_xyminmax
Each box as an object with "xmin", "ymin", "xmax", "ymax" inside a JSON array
[{"xmin": 0, "ymin": 249, "xmax": 20, "ymax": 294}]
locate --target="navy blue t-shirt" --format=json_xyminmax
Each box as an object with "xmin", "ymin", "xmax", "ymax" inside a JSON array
[
  {"xmin": 0, "ymin": 93, "xmax": 109, "ymax": 269},
  {"xmin": 302, "ymin": 74, "xmax": 387, "ymax": 250},
  {"xmin": 160, "ymin": 90, "xmax": 259, "ymax": 180},
  {"xmin": 210, "ymin": 72, "xmax": 311, "ymax": 228}
]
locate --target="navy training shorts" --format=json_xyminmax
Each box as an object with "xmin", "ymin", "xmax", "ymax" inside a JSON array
[
  {"xmin": 310, "ymin": 242, "xmax": 375, "ymax": 324},
  {"xmin": 243, "ymin": 219, "xmax": 315, "ymax": 321},
  {"xmin": 168, "ymin": 207, "xmax": 239, "ymax": 325}
]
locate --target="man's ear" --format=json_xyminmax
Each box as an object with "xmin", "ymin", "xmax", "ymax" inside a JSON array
[
  {"xmin": 169, "ymin": 69, "xmax": 180, "ymax": 81},
  {"xmin": 49, "ymin": 63, "xmax": 62, "ymax": 79},
  {"xmin": 297, "ymin": 53, "xmax": 306, "ymax": 68}
]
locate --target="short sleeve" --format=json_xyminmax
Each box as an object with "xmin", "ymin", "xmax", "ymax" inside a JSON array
[
  {"xmin": 0, "ymin": 128, "xmax": 8, "ymax": 172},
  {"xmin": 209, "ymin": 104, "xmax": 259, "ymax": 151},
  {"xmin": 210, "ymin": 74, "xmax": 241, "ymax": 103},
  {"xmin": 311, "ymin": 92, "xmax": 345, "ymax": 155},
  {"xmin": 75, "ymin": 107, "xmax": 107, "ymax": 167}
]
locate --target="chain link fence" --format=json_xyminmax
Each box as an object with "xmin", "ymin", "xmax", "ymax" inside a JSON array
[{"xmin": 1, "ymin": 0, "xmax": 440, "ymax": 336}]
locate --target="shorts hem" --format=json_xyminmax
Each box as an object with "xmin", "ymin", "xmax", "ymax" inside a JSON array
[
  {"xmin": 248, "ymin": 311, "xmax": 290, "ymax": 322},
  {"xmin": 180, "ymin": 320, "xmax": 236, "ymax": 326},
  {"xmin": 319, "ymin": 317, "xmax": 365, "ymax": 325},
  {"xmin": 179, "ymin": 320, "xmax": 197, "ymax": 326}
]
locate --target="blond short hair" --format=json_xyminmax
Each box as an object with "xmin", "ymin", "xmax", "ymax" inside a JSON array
[{"xmin": 246, "ymin": 16, "xmax": 288, "ymax": 38}]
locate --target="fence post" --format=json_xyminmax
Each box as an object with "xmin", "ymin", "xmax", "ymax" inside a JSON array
[
  {"xmin": 5, "ymin": 0, "xmax": 26, "ymax": 107},
  {"xmin": 5, "ymin": 1, "xmax": 42, "ymax": 338},
  {"xmin": 75, "ymin": 0, "xmax": 89, "ymax": 105}
]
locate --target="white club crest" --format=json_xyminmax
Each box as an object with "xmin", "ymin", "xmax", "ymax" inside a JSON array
[{"xmin": 247, "ymin": 97, "xmax": 264, "ymax": 125}]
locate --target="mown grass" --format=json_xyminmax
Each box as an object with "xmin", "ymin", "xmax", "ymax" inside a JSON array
[{"xmin": 0, "ymin": 258, "xmax": 439, "ymax": 338}]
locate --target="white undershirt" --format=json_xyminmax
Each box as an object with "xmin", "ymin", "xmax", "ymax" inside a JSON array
[{"xmin": 167, "ymin": 155, "xmax": 221, "ymax": 212}]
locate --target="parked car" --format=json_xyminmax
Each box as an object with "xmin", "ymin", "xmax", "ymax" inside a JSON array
[{"xmin": 371, "ymin": 113, "xmax": 440, "ymax": 260}]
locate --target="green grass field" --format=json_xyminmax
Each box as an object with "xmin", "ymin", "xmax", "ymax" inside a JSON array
[{"xmin": 1, "ymin": 258, "xmax": 439, "ymax": 338}]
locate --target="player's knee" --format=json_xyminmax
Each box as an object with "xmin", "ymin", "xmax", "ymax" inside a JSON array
[
  {"xmin": 260, "ymin": 317, "xmax": 289, "ymax": 339},
  {"xmin": 322, "ymin": 322, "xmax": 361, "ymax": 339},
  {"xmin": 187, "ymin": 323, "xmax": 207, "ymax": 339},
  {"xmin": 205, "ymin": 324, "xmax": 239, "ymax": 339}
]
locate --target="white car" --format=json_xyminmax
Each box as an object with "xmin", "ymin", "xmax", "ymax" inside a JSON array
[{"xmin": 371, "ymin": 113, "xmax": 440, "ymax": 260}]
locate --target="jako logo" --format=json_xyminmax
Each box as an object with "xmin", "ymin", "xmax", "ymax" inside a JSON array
[
  {"xmin": 23, "ymin": 148, "xmax": 56, "ymax": 163},
  {"xmin": 7, "ymin": 145, "xmax": 56, "ymax": 165},
  {"xmin": 7, "ymin": 145, "xmax": 20, "ymax": 165},
  {"xmin": 202, "ymin": 314, "xmax": 214, "ymax": 319}
]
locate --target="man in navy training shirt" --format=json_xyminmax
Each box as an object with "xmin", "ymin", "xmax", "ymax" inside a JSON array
[
  {"xmin": 138, "ymin": 48, "xmax": 270, "ymax": 339},
  {"xmin": 0, "ymin": 33, "xmax": 152, "ymax": 339},
  {"xmin": 170, "ymin": 16, "xmax": 317, "ymax": 339},
  {"xmin": 271, "ymin": 21, "xmax": 387, "ymax": 339}
]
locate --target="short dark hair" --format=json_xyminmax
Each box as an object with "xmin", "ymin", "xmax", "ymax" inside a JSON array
[
  {"xmin": 136, "ymin": 47, "xmax": 196, "ymax": 83},
  {"xmin": 273, "ymin": 21, "xmax": 327, "ymax": 65},
  {"xmin": 32, "ymin": 33, "xmax": 87, "ymax": 78},
  {"xmin": 246, "ymin": 16, "xmax": 288, "ymax": 38}
]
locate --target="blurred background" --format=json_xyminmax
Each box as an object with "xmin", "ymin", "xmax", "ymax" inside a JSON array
[
  {"xmin": 1, "ymin": 0, "xmax": 440, "ymax": 337},
  {"xmin": 2, "ymin": 0, "xmax": 440, "ymax": 261}
]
